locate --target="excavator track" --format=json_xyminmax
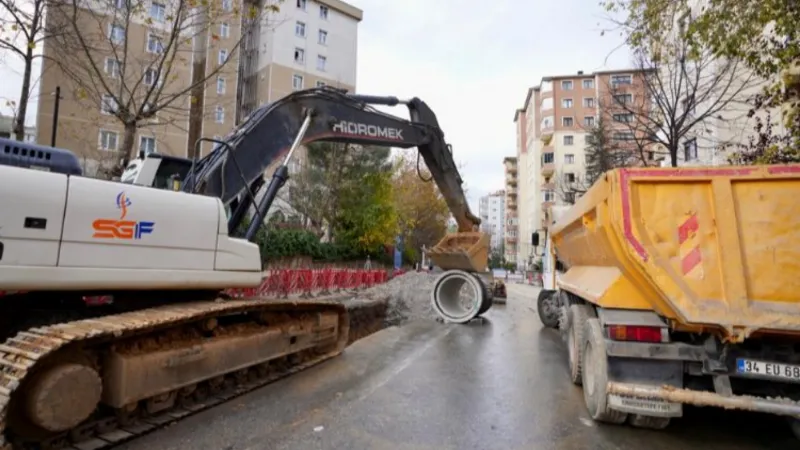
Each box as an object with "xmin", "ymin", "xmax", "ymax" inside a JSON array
[{"xmin": 0, "ymin": 297, "xmax": 350, "ymax": 450}]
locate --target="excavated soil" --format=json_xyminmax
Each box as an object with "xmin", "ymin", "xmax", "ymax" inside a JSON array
[{"xmin": 287, "ymin": 271, "xmax": 441, "ymax": 345}]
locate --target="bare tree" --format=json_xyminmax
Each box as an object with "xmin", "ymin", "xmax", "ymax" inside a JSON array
[
  {"xmin": 45, "ymin": 0, "xmax": 281, "ymax": 173},
  {"xmin": 554, "ymin": 170, "xmax": 591, "ymax": 205},
  {"xmin": 0, "ymin": 0, "xmax": 60, "ymax": 140},
  {"xmin": 601, "ymin": 27, "xmax": 762, "ymax": 167}
]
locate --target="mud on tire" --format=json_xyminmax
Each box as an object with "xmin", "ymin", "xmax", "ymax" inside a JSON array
[
  {"xmin": 536, "ymin": 290, "xmax": 559, "ymax": 329},
  {"xmin": 567, "ymin": 303, "xmax": 596, "ymax": 386},
  {"xmin": 581, "ymin": 318, "xmax": 627, "ymax": 424}
]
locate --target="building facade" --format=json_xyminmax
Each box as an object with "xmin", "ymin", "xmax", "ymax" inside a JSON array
[
  {"xmin": 478, "ymin": 190, "xmax": 505, "ymax": 251},
  {"xmin": 503, "ymin": 156, "xmax": 518, "ymax": 265},
  {"xmin": 513, "ymin": 69, "xmax": 651, "ymax": 261},
  {"xmin": 35, "ymin": 0, "xmax": 361, "ymax": 176}
]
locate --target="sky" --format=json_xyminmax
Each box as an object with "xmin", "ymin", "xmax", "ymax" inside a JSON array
[{"xmin": 0, "ymin": 0, "xmax": 632, "ymax": 213}]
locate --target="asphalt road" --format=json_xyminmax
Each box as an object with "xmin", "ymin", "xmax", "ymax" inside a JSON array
[{"xmin": 118, "ymin": 283, "xmax": 795, "ymax": 450}]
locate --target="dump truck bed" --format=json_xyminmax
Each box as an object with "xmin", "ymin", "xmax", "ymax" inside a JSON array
[{"xmin": 551, "ymin": 165, "xmax": 800, "ymax": 341}]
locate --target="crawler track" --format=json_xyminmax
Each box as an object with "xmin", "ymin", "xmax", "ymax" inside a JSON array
[{"xmin": 0, "ymin": 297, "xmax": 350, "ymax": 450}]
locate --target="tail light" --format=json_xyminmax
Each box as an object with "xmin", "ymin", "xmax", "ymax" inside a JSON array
[{"xmin": 607, "ymin": 325, "xmax": 665, "ymax": 343}]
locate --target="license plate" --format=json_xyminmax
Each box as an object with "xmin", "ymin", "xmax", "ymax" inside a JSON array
[{"xmin": 736, "ymin": 358, "xmax": 800, "ymax": 381}]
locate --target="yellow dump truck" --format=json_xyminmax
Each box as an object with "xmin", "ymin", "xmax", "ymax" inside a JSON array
[{"xmin": 533, "ymin": 165, "xmax": 800, "ymax": 436}]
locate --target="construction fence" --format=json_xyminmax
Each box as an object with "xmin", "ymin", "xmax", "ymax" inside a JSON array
[{"xmin": 224, "ymin": 268, "xmax": 406, "ymax": 299}]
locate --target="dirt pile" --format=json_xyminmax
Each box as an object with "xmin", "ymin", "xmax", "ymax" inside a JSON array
[{"xmin": 356, "ymin": 271, "xmax": 439, "ymax": 327}]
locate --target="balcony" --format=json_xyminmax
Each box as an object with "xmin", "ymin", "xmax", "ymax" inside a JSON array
[
  {"xmin": 541, "ymin": 182, "xmax": 555, "ymax": 190},
  {"xmin": 541, "ymin": 151, "xmax": 555, "ymax": 176},
  {"xmin": 506, "ymin": 174, "xmax": 518, "ymax": 186},
  {"xmin": 541, "ymin": 201, "xmax": 554, "ymax": 212}
]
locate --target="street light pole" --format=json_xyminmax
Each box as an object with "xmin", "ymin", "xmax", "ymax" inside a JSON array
[{"xmin": 51, "ymin": 86, "xmax": 61, "ymax": 147}]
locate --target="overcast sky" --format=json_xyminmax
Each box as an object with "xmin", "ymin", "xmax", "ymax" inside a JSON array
[{"xmin": 0, "ymin": 0, "xmax": 631, "ymax": 213}]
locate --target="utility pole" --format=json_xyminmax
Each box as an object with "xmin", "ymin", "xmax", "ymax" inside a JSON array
[{"xmin": 50, "ymin": 86, "xmax": 61, "ymax": 147}]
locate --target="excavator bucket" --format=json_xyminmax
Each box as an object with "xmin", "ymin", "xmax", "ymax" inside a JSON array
[{"xmin": 428, "ymin": 232, "xmax": 490, "ymax": 273}]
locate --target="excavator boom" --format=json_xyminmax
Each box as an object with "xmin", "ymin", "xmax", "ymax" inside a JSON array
[{"xmin": 183, "ymin": 87, "xmax": 481, "ymax": 236}]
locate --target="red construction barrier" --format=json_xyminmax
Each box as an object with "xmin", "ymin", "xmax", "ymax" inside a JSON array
[{"xmin": 222, "ymin": 267, "xmax": 395, "ymax": 299}]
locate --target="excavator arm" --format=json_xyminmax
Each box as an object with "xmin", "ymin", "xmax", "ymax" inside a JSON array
[{"xmin": 182, "ymin": 87, "xmax": 480, "ymax": 239}]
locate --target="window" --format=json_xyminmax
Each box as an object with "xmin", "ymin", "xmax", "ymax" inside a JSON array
[
  {"xmin": 563, "ymin": 135, "xmax": 574, "ymax": 146},
  {"xmin": 215, "ymin": 105, "xmax": 224, "ymax": 123},
  {"xmin": 684, "ymin": 138, "xmax": 698, "ymax": 161},
  {"xmin": 583, "ymin": 97, "xmax": 595, "ymax": 108},
  {"xmin": 218, "ymin": 48, "xmax": 228, "ymax": 64},
  {"xmin": 564, "ymin": 173, "xmax": 576, "ymax": 183},
  {"xmin": 109, "ymin": 24, "xmax": 124, "ymax": 44},
  {"xmin": 144, "ymin": 68, "xmax": 159, "ymax": 86},
  {"xmin": 101, "ymin": 95, "xmax": 118, "ymax": 115},
  {"xmin": 221, "ymin": 0, "xmax": 232, "ymax": 10},
  {"xmin": 316, "ymin": 55, "xmax": 326, "ymax": 71},
  {"xmin": 613, "ymin": 113, "xmax": 633, "ymax": 123},
  {"xmin": 585, "ymin": 135, "xmax": 592, "ymax": 145},
  {"xmin": 139, "ymin": 136, "xmax": 156, "ymax": 155},
  {"xmin": 613, "ymin": 132, "xmax": 635, "ymax": 141},
  {"xmin": 316, "ymin": 80, "xmax": 326, "ymax": 88},
  {"xmin": 582, "ymin": 79, "xmax": 594, "ymax": 89},
  {"xmin": 540, "ymin": 97, "xmax": 553, "ymax": 110},
  {"xmin": 561, "ymin": 80, "xmax": 573, "ymax": 90},
  {"xmin": 319, "ymin": 4, "xmax": 328, "ymax": 19},
  {"xmin": 220, "ymin": 23, "xmax": 229, "ymax": 38},
  {"xmin": 584, "ymin": 116, "xmax": 595, "ymax": 127},
  {"xmin": 292, "ymin": 74, "xmax": 304, "ymax": 90},
  {"xmin": 542, "ymin": 152, "xmax": 554, "ymax": 164},
  {"xmin": 217, "ymin": 76, "xmax": 226, "ymax": 94},
  {"xmin": 540, "ymin": 115, "xmax": 554, "ymax": 129},
  {"xmin": 294, "ymin": 47, "xmax": 305, "ymax": 63},
  {"xmin": 99, "ymin": 130, "xmax": 118, "ymax": 151},
  {"xmin": 147, "ymin": 33, "xmax": 163, "ymax": 54},
  {"xmin": 561, "ymin": 98, "xmax": 573, "ymax": 108},
  {"xmin": 565, "ymin": 154, "xmax": 575, "ymax": 164},
  {"xmin": 149, "ymin": 2, "xmax": 165, "ymax": 21},
  {"xmin": 105, "ymin": 58, "xmax": 120, "ymax": 78},
  {"xmin": 544, "ymin": 191, "xmax": 555, "ymax": 202},
  {"xmin": 611, "ymin": 74, "xmax": 633, "ymax": 86},
  {"xmin": 296, "ymin": 0, "xmax": 306, "ymax": 9},
  {"xmin": 565, "ymin": 192, "xmax": 576, "ymax": 204},
  {"xmin": 562, "ymin": 117, "xmax": 574, "ymax": 127},
  {"xmin": 614, "ymin": 93, "xmax": 633, "ymax": 105},
  {"xmin": 318, "ymin": 29, "xmax": 328, "ymax": 45},
  {"xmin": 295, "ymin": 21, "xmax": 306, "ymax": 37}
]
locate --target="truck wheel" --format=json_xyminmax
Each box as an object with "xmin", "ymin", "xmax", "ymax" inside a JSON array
[
  {"xmin": 581, "ymin": 318, "xmax": 628, "ymax": 424},
  {"xmin": 567, "ymin": 304, "xmax": 596, "ymax": 386},
  {"xmin": 628, "ymin": 414, "xmax": 670, "ymax": 430},
  {"xmin": 536, "ymin": 290, "xmax": 559, "ymax": 329}
]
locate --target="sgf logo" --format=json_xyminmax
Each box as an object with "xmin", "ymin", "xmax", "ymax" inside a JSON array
[{"xmin": 92, "ymin": 192, "xmax": 155, "ymax": 239}]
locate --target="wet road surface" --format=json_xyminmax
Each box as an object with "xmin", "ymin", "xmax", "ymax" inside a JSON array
[{"xmin": 119, "ymin": 283, "xmax": 795, "ymax": 450}]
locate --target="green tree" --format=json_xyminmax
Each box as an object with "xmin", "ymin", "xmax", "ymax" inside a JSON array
[
  {"xmin": 284, "ymin": 142, "xmax": 396, "ymax": 255},
  {"xmin": 602, "ymin": 0, "xmax": 800, "ymax": 164}
]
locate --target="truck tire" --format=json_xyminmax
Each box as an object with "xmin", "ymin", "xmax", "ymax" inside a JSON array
[
  {"xmin": 567, "ymin": 304, "xmax": 596, "ymax": 386},
  {"xmin": 581, "ymin": 318, "xmax": 628, "ymax": 424},
  {"xmin": 536, "ymin": 290, "xmax": 559, "ymax": 329}
]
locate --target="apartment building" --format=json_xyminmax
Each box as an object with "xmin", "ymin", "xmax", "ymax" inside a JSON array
[
  {"xmin": 513, "ymin": 69, "xmax": 649, "ymax": 260},
  {"xmin": 238, "ymin": 0, "xmax": 361, "ymax": 120},
  {"xmin": 503, "ymin": 156, "xmax": 518, "ymax": 266},
  {"xmin": 478, "ymin": 190, "xmax": 506, "ymax": 251},
  {"xmin": 35, "ymin": 0, "xmax": 362, "ymax": 176}
]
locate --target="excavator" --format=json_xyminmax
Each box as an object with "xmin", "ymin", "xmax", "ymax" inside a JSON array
[{"xmin": 0, "ymin": 86, "xmax": 490, "ymax": 449}]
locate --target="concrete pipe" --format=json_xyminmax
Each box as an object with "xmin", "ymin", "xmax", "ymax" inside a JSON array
[{"xmin": 431, "ymin": 270, "xmax": 491, "ymax": 323}]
